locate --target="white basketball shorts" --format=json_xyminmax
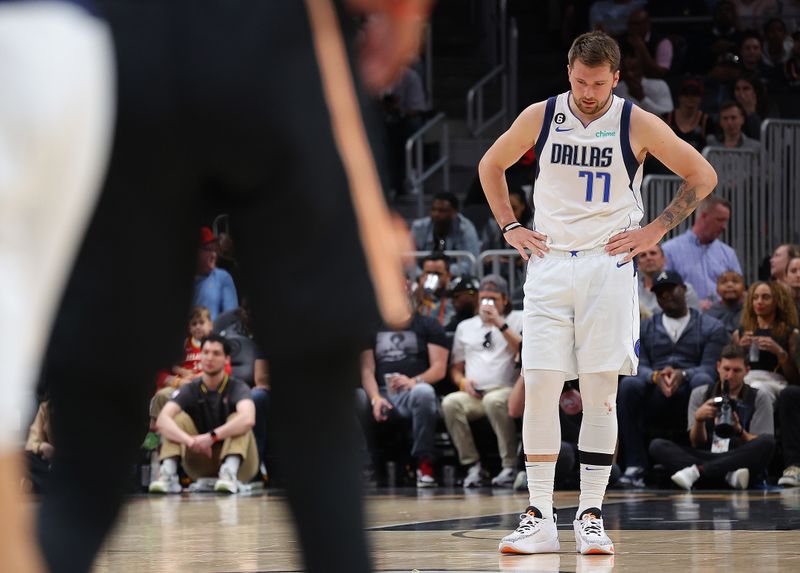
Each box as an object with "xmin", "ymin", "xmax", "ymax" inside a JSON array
[{"xmin": 521, "ymin": 246, "xmax": 640, "ymax": 379}]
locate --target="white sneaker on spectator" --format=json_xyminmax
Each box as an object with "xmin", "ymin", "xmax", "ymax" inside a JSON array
[
  {"xmin": 214, "ymin": 467, "xmax": 239, "ymax": 494},
  {"xmin": 513, "ymin": 470, "xmax": 527, "ymax": 491},
  {"xmin": 726, "ymin": 468, "xmax": 749, "ymax": 490},
  {"xmin": 416, "ymin": 459, "xmax": 437, "ymax": 488},
  {"xmin": 778, "ymin": 465, "xmax": 800, "ymax": 487},
  {"xmin": 671, "ymin": 464, "xmax": 700, "ymax": 490},
  {"xmin": 463, "ymin": 462, "xmax": 483, "ymax": 488},
  {"xmin": 492, "ymin": 467, "xmax": 516, "ymax": 488},
  {"xmin": 573, "ymin": 508, "xmax": 614, "ymax": 555},
  {"xmin": 498, "ymin": 506, "xmax": 560, "ymax": 554},
  {"xmin": 148, "ymin": 473, "xmax": 181, "ymax": 494}
]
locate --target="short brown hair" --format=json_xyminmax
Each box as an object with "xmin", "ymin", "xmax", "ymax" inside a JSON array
[
  {"xmin": 719, "ymin": 344, "xmax": 748, "ymax": 364},
  {"xmin": 189, "ymin": 306, "xmax": 211, "ymax": 324},
  {"xmin": 698, "ymin": 195, "xmax": 731, "ymax": 214},
  {"xmin": 568, "ymin": 31, "xmax": 621, "ymax": 71}
]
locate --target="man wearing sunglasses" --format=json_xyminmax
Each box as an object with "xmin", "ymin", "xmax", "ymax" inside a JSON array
[{"xmin": 443, "ymin": 275, "xmax": 523, "ymax": 488}]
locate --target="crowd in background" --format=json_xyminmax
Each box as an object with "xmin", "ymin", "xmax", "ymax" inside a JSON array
[{"xmin": 21, "ymin": 0, "xmax": 800, "ymax": 495}]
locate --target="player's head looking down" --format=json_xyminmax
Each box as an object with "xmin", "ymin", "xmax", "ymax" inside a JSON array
[{"xmin": 567, "ymin": 31, "xmax": 621, "ymax": 118}]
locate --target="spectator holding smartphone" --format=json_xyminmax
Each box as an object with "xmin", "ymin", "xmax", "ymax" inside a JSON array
[{"xmin": 442, "ymin": 275, "xmax": 522, "ymax": 488}]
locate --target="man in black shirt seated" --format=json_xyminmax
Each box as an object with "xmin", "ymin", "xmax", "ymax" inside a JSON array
[{"xmin": 150, "ymin": 334, "xmax": 257, "ymax": 494}]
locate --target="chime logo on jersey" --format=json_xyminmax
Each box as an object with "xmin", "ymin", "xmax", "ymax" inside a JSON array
[{"xmin": 550, "ymin": 143, "xmax": 613, "ymax": 168}]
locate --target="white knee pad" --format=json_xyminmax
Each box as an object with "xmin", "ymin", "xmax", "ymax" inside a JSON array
[
  {"xmin": 522, "ymin": 369, "xmax": 565, "ymax": 455},
  {"xmin": 577, "ymin": 372, "xmax": 618, "ymax": 455}
]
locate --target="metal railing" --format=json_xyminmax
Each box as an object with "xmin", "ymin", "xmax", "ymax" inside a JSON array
[
  {"xmin": 406, "ymin": 250, "xmax": 478, "ymax": 276},
  {"xmin": 641, "ymin": 123, "xmax": 800, "ymax": 285},
  {"xmin": 423, "ymin": 22, "xmax": 433, "ymax": 110},
  {"xmin": 466, "ymin": 65, "xmax": 508, "ymax": 137},
  {"xmin": 761, "ymin": 119, "xmax": 800, "ymax": 247},
  {"xmin": 212, "ymin": 213, "xmax": 230, "ymax": 237},
  {"xmin": 405, "ymin": 112, "xmax": 450, "ymax": 218},
  {"xmin": 702, "ymin": 147, "xmax": 762, "ymax": 284},
  {"xmin": 465, "ymin": 0, "xmax": 517, "ymax": 136}
]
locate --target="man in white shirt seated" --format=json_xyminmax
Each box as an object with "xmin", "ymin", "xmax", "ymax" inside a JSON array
[{"xmin": 442, "ymin": 275, "xmax": 523, "ymax": 488}]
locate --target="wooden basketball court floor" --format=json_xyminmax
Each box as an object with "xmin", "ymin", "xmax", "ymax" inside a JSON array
[{"xmin": 89, "ymin": 487, "xmax": 800, "ymax": 572}]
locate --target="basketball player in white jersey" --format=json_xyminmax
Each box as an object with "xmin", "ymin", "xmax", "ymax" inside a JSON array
[
  {"xmin": 480, "ymin": 31, "xmax": 717, "ymax": 555},
  {"xmin": 0, "ymin": 2, "xmax": 114, "ymax": 571}
]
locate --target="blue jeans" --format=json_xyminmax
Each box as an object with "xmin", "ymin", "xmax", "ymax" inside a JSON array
[
  {"xmin": 617, "ymin": 371, "xmax": 713, "ymax": 469},
  {"xmin": 356, "ymin": 383, "xmax": 439, "ymax": 461},
  {"xmin": 251, "ymin": 387, "xmax": 271, "ymax": 466}
]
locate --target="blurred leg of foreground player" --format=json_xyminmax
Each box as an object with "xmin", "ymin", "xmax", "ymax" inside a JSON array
[
  {"xmin": 37, "ymin": 1, "xmax": 429, "ymax": 572},
  {"xmin": 0, "ymin": 2, "xmax": 114, "ymax": 572}
]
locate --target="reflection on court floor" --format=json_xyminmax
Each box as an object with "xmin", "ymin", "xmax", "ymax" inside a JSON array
[{"xmin": 91, "ymin": 487, "xmax": 800, "ymax": 572}]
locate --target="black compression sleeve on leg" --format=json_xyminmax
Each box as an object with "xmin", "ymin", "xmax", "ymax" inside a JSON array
[{"xmin": 578, "ymin": 450, "xmax": 614, "ymax": 466}]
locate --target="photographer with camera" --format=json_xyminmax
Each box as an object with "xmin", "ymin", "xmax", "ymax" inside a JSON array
[
  {"xmin": 415, "ymin": 252, "xmax": 456, "ymax": 328},
  {"xmin": 442, "ymin": 275, "xmax": 522, "ymax": 488},
  {"xmin": 649, "ymin": 345, "xmax": 775, "ymax": 490}
]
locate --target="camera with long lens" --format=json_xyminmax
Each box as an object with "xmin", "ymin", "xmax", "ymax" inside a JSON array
[{"xmin": 714, "ymin": 380, "xmax": 736, "ymax": 438}]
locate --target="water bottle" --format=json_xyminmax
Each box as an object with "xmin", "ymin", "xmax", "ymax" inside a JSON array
[
  {"xmin": 386, "ymin": 461, "xmax": 396, "ymax": 488},
  {"xmin": 443, "ymin": 465, "xmax": 456, "ymax": 488},
  {"xmin": 749, "ymin": 339, "xmax": 760, "ymax": 363}
]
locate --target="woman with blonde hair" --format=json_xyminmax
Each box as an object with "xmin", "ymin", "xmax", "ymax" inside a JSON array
[{"xmin": 733, "ymin": 281, "xmax": 800, "ymax": 398}]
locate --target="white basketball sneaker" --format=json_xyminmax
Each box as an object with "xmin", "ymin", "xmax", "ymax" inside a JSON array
[
  {"xmin": 573, "ymin": 508, "xmax": 615, "ymax": 555},
  {"xmin": 498, "ymin": 506, "xmax": 560, "ymax": 555}
]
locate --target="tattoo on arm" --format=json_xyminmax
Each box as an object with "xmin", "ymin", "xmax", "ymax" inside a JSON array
[{"xmin": 657, "ymin": 182, "xmax": 699, "ymax": 231}]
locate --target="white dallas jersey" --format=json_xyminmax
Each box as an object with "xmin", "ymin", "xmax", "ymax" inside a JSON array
[{"xmin": 532, "ymin": 92, "xmax": 644, "ymax": 251}]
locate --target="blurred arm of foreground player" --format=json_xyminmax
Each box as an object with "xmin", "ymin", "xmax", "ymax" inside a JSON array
[
  {"xmin": 479, "ymin": 103, "xmax": 551, "ymax": 261},
  {"xmin": 606, "ymin": 107, "xmax": 718, "ymax": 263},
  {"xmin": 347, "ymin": 0, "xmax": 434, "ymax": 93}
]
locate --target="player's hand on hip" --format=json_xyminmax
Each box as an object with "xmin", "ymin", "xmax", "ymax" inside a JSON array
[
  {"xmin": 505, "ymin": 227, "xmax": 549, "ymax": 260},
  {"xmin": 606, "ymin": 223, "xmax": 664, "ymax": 263}
]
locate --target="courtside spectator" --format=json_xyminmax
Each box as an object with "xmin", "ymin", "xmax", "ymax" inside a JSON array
[
  {"xmin": 415, "ymin": 252, "xmax": 456, "ymax": 327},
  {"xmin": 194, "ymin": 227, "xmax": 239, "ymax": 320},
  {"xmin": 707, "ymin": 271, "xmax": 746, "ymax": 335},
  {"xmin": 589, "ymin": 0, "xmax": 647, "ymax": 36},
  {"xmin": 443, "ymin": 275, "xmax": 522, "ymax": 488},
  {"xmin": 618, "ymin": 271, "xmax": 729, "ymax": 487},
  {"xmin": 651, "ymin": 344, "xmax": 774, "ymax": 490},
  {"xmin": 638, "ymin": 244, "xmax": 699, "ymax": 315},
  {"xmin": 706, "ymin": 100, "xmax": 762, "ymax": 150},
  {"xmin": 733, "ymin": 76, "xmax": 777, "ymax": 139},
  {"xmin": 664, "ymin": 80, "xmax": 714, "ymax": 152},
  {"xmin": 778, "ymin": 382, "xmax": 800, "ymax": 486},
  {"xmin": 732, "ymin": 281, "xmax": 800, "ymax": 398},
  {"xmin": 150, "ymin": 335, "xmax": 257, "ymax": 494},
  {"xmin": 769, "ymin": 243, "xmax": 800, "ymax": 284},
  {"xmin": 662, "ymin": 196, "xmax": 743, "ymax": 308},
  {"xmin": 614, "ymin": 52, "xmax": 674, "ymax": 116},
  {"xmin": 738, "ymin": 31, "xmax": 769, "ymax": 81},
  {"xmin": 24, "ymin": 399, "xmax": 54, "ymax": 493},
  {"xmin": 411, "ymin": 192, "xmax": 481, "ymax": 276},
  {"xmin": 785, "ymin": 256, "xmax": 800, "ymax": 318},
  {"xmin": 359, "ymin": 311, "xmax": 448, "ymax": 487},
  {"xmin": 445, "ymin": 275, "xmax": 480, "ymax": 334}
]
